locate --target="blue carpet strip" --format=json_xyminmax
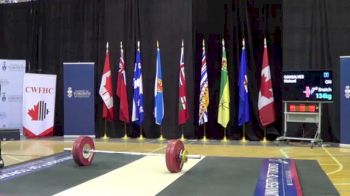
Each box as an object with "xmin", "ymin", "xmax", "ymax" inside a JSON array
[
  {"xmin": 255, "ymin": 158, "xmax": 302, "ymax": 196},
  {"xmin": 0, "ymin": 152, "xmax": 71, "ymax": 183}
]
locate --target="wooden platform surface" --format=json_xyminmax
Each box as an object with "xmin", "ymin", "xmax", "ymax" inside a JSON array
[{"xmin": 1, "ymin": 138, "xmax": 349, "ymax": 195}]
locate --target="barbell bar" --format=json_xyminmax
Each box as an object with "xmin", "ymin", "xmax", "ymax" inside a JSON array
[
  {"xmin": 68, "ymin": 136, "xmax": 201, "ymax": 173},
  {"xmin": 0, "ymin": 136, "xmax": 201, "ymax": 172}
]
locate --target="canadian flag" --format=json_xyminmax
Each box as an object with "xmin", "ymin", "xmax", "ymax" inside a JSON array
[
  {"xmin": 99, "ymin": 42, "xmax": 114, "ymax": 121},
  {"xmin": 258, "ymin": 38, "xmax": 276, "ymax": 126}
]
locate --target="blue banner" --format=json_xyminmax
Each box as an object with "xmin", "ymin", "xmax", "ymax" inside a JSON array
[
  {"xmin": 255, "ymin": 158, "xmax": 302, "ymax": 196},
  {"xmin": 63, "ymin": 62, "xmax": 95, "ymax": 136},
  {"xmin": 0, "ymin": 152, "xmax": 71, "ymax": 182},
  {"xmin": 340, "ymin": 57, "xmax": 350, "ymax": 145}
]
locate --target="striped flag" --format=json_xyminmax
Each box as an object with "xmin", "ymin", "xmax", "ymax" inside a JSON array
[
  {"xmin": 132, "ymin": 41, "xmax": 144, "ymax": 126},
  {"xmin": 178, "ymin": 40, "xmax": 189, "ymax": 125},
  {"xmin": 217, "ymin": 39, "xmax": 230, "ymax": 128},
  {"xmin": 258, "ymin": 38, "xmax": 276, "ymax": 126},
  {"xmin": 99, "ymin": 42, "xmax": 114, "ymax": 122},
  {"xmin": 199, "ymin": 40, "xmax": 209, "ymax": 125},
  {"xmin": 238, "ymin": 38, "xmax": 250, "ymax": 126},
  {"xmin": 116, "ymin": 42, "xmax": 130, "ymax": 123},
  {"xmin": 154, "ymin": 41, "xmax": 164, "ymax": 125}
]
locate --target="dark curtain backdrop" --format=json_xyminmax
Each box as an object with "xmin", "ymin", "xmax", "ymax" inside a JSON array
[
  {"xmin": 0, "ymin": 2, "xmax": 33, "ymax": 64},
  {"xmin": 102, "ymin": 0, "xmax": 193, "ymax": 138},
  {"xmin": 1, "ymin": 0, "xmax": 286, "ymax": 140},
  {"xmin": 283, "ymin": 0, "xmax": 350, "ymax": 142},
  {"xmin": 193, "ymin": 0, "xmax": 282, "ymax": 140}
]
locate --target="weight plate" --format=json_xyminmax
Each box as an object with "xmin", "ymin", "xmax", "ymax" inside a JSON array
[
  {"xmin": 165, "ymin": 139, "xmax": 185, "ymax": 173},
  {"xmin": 72, "ymin": 136, "xmax": 95, "ymax": 166}
]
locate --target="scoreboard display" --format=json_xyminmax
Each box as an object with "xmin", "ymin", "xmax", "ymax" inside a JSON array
[{"xmin": 282, "ymin": 70, "xmax": 333, "ymax": 102}]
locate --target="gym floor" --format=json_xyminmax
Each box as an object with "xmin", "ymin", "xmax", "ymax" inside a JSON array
[{"xmin": 1, "ymin": 137, "xmax": 350, "ymax": 195}]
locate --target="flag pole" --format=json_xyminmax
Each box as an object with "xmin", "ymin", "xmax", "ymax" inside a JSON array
[
  {"xmin": 159, "ymin": 125, "xmax": 164, "ymax": 141},
  {"xmin": 222, "ymin": 128, "xmax": 227, "ymax": 142},
  {"xmin": 262, "ymin": 127, "xmax": 267, "ymax": 143},
  {"xmin": 103, "ymin": 119, "xmax": 108, "ymax": 139},
  {"xmin": 202, "ymin": 124, "xmax": 207, "ymax": 141},
  {"xmin": 241, "ymin": 124, "xmax": 247, "ymax": 143},
  {"xmin": 123, "ymin": 122, "xmax": 128, "ymax": 140},
  {"xmin": 102, "ymin": 42, "xmax": 110, "ymax": 140},
  {"xmin": 181, "ymin": 126, "xmax": 185, "ymax": 141},
  {"xmin": 139, "ymin": 125, "xmax": 144, "ymax": 140}
]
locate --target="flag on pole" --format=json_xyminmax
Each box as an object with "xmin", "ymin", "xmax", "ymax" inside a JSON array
[
  {"xmin": 217, "ymin": 39, "xmax": 230, "ymax": 128},
  {"xmin": 116, "ymin": 42, "xmax": 130, "ymax": 123},
  {"xmin": 238, "ymin": 38, "xmax": 250, "ymax": 126},
  {"xmin": 154, "ymin": 41, "xmax": 164, "ymax": 125},
  {"xmin": 178, "ymin": 40, "xmax": 189, "ymax": 125},
  {"xmin": 199, "ymin": 39, "xmax": 209, "ymax": 125},
  {"xmin": 132, "ymin": 41, "xmax": 144, "ymax": 125},
  {"xmin": 258, "ymin": 38, "xmax": 276, "ymax": 126},
  {"xmin": 99, "ymin": 42, "xmax": 114, "ymax": 121}
]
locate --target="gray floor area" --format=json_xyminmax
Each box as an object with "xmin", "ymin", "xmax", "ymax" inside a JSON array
[{"xmin": 0, "ymin": 153, "xmax": 339, "ymax": 196}]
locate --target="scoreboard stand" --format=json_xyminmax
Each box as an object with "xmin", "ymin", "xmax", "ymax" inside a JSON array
[{"xmin": 276, "ymin": 101, "xmax": 323, "ymax": 147}]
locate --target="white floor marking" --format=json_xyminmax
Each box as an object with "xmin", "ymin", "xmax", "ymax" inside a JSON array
[{"xmin": 54, "ymin": 155, "xmax": 204, "ymax": 196}]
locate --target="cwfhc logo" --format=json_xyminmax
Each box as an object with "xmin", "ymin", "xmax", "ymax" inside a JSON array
[{"xmin": 27, "ymin": 101, "xmax": 49, "ymax": 121}]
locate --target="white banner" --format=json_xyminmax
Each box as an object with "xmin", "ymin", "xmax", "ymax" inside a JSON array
[
  {"xmin": 22, "ymin": 73, "xmax": 57, "ymax": 137},
  {"xmin": 0, "ymin": 59, "xmax": 26, "ymax": 130}
]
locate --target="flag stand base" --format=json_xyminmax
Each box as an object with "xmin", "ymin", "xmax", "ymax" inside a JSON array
[
  {"xmin": 221, "ymin": 136, "xmax": 228, "ymax": 142},
  {"xmin": 159, "ymin": 135, "xmax": 165, "ymax": 141},
  {"xmin": 202, "ymin": 135, "xmax": 208, "ymax": 142},
  {"xmin": 102, "ymin": 134, "xmax": 109, "ymax": 140},
  {"xmin": 261, "ymin": 137, "xmax": 267, "ymax": 143},
  {"xmin": 241, "ymin": 137, "xmax": 247, "ymax": 143},
  {"xmin": 123, "ymin": 135, "xmax": 128, "ymax": 140},
  {"xmin": 180, "ymin": 134, "xmax": 186, "ymax": 141},
  {"xmin": 138, "ymin": 134, "xmax": 144, "ymax": 140}
]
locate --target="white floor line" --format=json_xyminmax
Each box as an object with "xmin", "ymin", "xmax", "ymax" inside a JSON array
[{"xmin": 334, "ymin": 183, "xmax": 350, "ymax": 186}]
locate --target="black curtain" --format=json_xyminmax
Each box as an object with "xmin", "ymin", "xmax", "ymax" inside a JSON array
[
  {"xmin": 101, "ymin": 0, "xmax": 193, "ymax": 138},
  {"xmin": 29, "ymin": 0, "xmax": 104, "ymax": 136},
  {"xmin": 193, "ymin": 0, "xmax": 282, "ymax": 140},
  {"xmin": 0, "ymin": 0, "xmax": 283, "ymax": 140},
  {"xmin": 0, "ymin": 2, "xmax": 33, "ymax": 64},
  {"xmin": 283, "ymin": 0, "xmax": 350, "ymax": 142}
]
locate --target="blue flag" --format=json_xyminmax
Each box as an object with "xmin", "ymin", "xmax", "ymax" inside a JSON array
[
  {"xmin": 154, "ymin": 44, "xmax": 164, "ymax": 125},
  {"xmin": 132, "ymin": 43, "xmax": 144, "ymax": 125},
  {"xmin": 238, "ymin": 39, "xmax": 250, "ymax": 126}
]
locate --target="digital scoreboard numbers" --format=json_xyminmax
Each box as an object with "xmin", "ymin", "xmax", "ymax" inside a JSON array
[{"xmin": 282, "ymin": 70, "xmax": 333, "ymax": 102}]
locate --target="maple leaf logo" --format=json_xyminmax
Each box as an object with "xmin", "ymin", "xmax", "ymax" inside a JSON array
[
  {"xmin": 28, "ymin": 101, "xmax": 49, "ymax": 121},
  {"xmin": 260, "ymin": 74, "xmax": 273, "ymax": 99},
  {"xmin": 28, "ymin": 103, "xmax": 39, "ymax": 120},
  {"xmin": 104, "ymin": 74, "xmax": 113, "ymax": 97}
]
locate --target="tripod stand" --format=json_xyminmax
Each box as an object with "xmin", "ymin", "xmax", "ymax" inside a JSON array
[{"xmin": 0, "ymin": 141, "xmax": 4, "ymax": 168}]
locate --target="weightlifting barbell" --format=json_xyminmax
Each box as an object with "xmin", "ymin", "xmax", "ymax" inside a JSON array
[{"xmin": 69, "ymin": 136, "xmax": 201, "ymax": 173}]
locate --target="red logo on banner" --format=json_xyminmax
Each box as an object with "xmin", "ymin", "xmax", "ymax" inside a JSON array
[{"xmin": 28, "ymin": 101, "xmax": 49, "ymax": 121}]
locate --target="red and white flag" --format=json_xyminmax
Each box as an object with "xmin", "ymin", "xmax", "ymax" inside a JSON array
[
  {"xmin": 178, "ymin": 40, "xmax": 189, "ymax": 125},
  {"xmin": 258, "ymin": 38, "xmax": 276, "ymax": 126},
  {"xmin": 116, "ymin": 42, "xmax": 130, "ymax": 123},
  {"xmin": 99, "ymin": 42, "xmax": 114, "ymax": 121}
]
